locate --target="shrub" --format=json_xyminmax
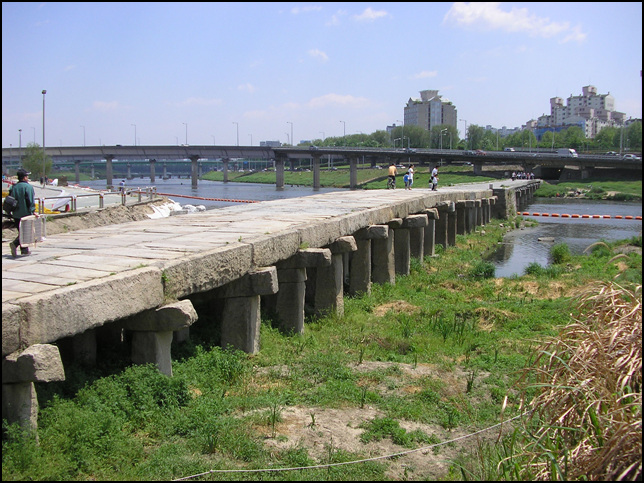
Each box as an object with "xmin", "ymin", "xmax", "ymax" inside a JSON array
[
  {"xmin": 550, "ymin": 243, "xmax": 571, "ymax": 264},
  {"xmin": 469, "ymin": 260, "xmax": 496, "ymax": 279}
]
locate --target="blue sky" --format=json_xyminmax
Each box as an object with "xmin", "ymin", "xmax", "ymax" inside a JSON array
[{"xmin": 2, "ymin": 2, "xmax": 642, "ymax": 148}]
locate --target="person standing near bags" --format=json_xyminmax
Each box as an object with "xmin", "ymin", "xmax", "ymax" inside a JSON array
[{"xmin": 8, "ymin": 168, "xmax": 38, "ymax": 257}]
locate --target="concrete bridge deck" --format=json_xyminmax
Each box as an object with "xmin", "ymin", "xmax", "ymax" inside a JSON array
[{"xmin": 2, "ymin": 179, "xmax": 540, "ymax": 430}]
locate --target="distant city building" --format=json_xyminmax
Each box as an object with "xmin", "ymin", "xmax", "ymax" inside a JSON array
[
  {"xmin": 260, "ymin": 140, "xmax": 281, "ymax": 147},
  {"xmin": 403, "ymin": 90, "xmax": 457, "ymax": 132},
  {"xmin": 484, "ymin": 125, "xmax": 521, "ymax": 138},
  {"xmin": 533, "ymin": 85, "xmax": 625, "ymax": 139}
]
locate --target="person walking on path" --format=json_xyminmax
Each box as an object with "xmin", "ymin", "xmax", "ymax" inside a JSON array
[
  {"xmin": 8, "ymin": 169, "xmax": 38, "ymax": 257},
  {"xmin": 430, "ymin": 166, "xmax": 439, "ymax": 191},
  {"xmin": 387, "ymin": 162, "xmax": 398, "ymax": 189},
  {"xmin": 407, "ymin": 164, "xmax": 414, "ymax": 190}
]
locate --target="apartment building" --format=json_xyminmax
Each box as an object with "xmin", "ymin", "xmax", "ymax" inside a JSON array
[
  {"xmin": 404, "ymin": 90, "xmax": 457, "ymax": 132},
  {"xmin": 535, "ymin": 85, "xmax": 625, "ymax": 139}
]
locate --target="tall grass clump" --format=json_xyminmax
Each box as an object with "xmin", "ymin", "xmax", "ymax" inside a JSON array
[
  {"xmin": 518, "ymin": 281, "xmax": 642, "ymax": 481},
  {"xmin": 550, "ymin": 242, "xmax": 572, "ymax": 265}
]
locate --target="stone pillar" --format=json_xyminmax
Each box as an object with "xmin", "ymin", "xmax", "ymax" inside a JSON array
[
  {"xmin": 272, "ymin": 249, "xmax": 332, "ymax": 334},
  {"xmin": 91, "ymin": 164, "xmax": 95, "ymax": 179},
  {"xmin": 372, "ymin": 227, "xmax": 395, "ymax": 285},
  {"xmin": 391, "ymin": 217, "xmax": 411, "ymax": 275},
  {"xmin": 482, "ymin": 198, "xmax": 490, "ymax": 225},
  {"xmin": 163, "ymin": 163, "xmax": 168, "ymax": 181},
  {"xmin": 275, "ymin": 156, "xmax": 285, "ymax": 190},
  {"xmin": 190, "ymin": 155, "xmax": 199, "ymax": 189},
  {"xmin": 349, "ymin": 156, "xmax": 358, "ymax": 190},
  {"xmin": 216, "ymin": 267, "xmax": 278, "ymax": 353},
  {"xmin": 350, "ymin": 225, "xmax": 388, "ymax": 295},
  {"xmin": 475, "ymin": 199, "xmax": 483, "ymax": 227},
  {"xmin": 2, "ymin": 344, "xmax": 65, "ymax": 433},
  {"xmin": 314, "ymin": 236, "xmax": 357, "ymax": 317},
  {"xmin": 435, "ymin": 201, "xmax": 452, "ymax": 249},
  {"xmin": 123, "ymin": 300, "xmax": 198, "ymax": 376},
  {"xmin": 222, "ymin": 158, "xmax": 230, "ymax": 183},
  {"xmin": 448, "ymin": 206, "xmax": 457, "ymax": 246},
  {"xmin": 149, "ymin": 159, "xmax": 156, "ymax": 183},
  {"xmin": 312, "ymin": 154, "xmax": 321, "ymax": 191},
  {"xmin": 127, "ymin": 163, "xmax": 132, "ymax": 180},
  {"xmin": 455, "ymin": 201, "xmax": 467, "ymax": 235},
  {"xmin": 422, "ymin": 208, "xmax": 438, "ymax": 257},
  {"xmin": 105, "ymin": 155, "xmax": 114, "ymax": 190},
  {"xmin": 405, "ymin": 214, "xmax": 429, "ymax": 259},
  {"xmin": 74, "ymin": 160, "xmax": 81, "ymax": 184}
]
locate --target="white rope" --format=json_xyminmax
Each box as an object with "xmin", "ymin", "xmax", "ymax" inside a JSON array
[{"xmin": 173, "ymin": 411, "xmax": 528, "ymax": 480}]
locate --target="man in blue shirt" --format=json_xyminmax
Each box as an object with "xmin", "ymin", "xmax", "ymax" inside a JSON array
[{"xmin": 8, "ymin": 168, "xmax": 38, "ymax": 257}]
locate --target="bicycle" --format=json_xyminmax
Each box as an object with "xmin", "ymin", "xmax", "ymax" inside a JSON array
[{"xmin": 387, "ymin": 176, "xmax": 396, "ymax": 189}]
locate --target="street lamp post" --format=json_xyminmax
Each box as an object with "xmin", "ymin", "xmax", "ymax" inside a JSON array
[
  {"xmin": 440, "ymin": 128, "xmax": 447, "ymax": 150},
  {"xmin": 287, "ymin": 121, "xmax": 293, "ymax": 147},
  {"xmin": 285, "ymin": 133, "xmax": 289, "ymax": 145},
  {"xmin": 131, "ymin": 124, "xmax": 137, "ymax": 146},
  {"xmin": 340, "ymin": 120, "xmax": 346, "ymax": 138},
  {"xmin": 248, "ymin": 134, "xmax": 252, "ymax": 146},
  {"xmin": 18, "ymin": 129, "xmax": 22, "ymax": 165},
  {"xmin": 319, "ymin": 131, "xmax": 325, "ymax": 141},
  {"xmin": 212, "ymin": 135, "xmax": 216, "ymax": 146},
  {"xmin": 182, "ymin": 123, "xmax": 188, "ymax": 145},
  {"xmin": 233, "ymin": 122, "xmax": 239, "ymax": 146},
  {"xmin": 81, "ymin": 125, "xmax": 86, "ymax": 146},
  {"xmin": 42, "ymin": 90, "xmax": 46, "ymax": 182},
  {"xmin": 459, "ymin": 119, "xmax": 467, "ymax": 149}
]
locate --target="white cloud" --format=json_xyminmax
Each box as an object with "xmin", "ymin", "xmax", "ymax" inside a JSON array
[
  {"xmin": 291, "ymin": 6, "xmax": 322, "ymax": 15},
  {"xmin": 354, "ymin": 7, "xmax": 389, "ymax": 22},
  {"xmin": 443, "ymin": 2, "xmax": 585, "ymax": 42},
  {"xmin": 326, "ymin": 9, "xmax": 347, "ymax": 26},
  {"xmin": 63, "ymin": 65, "xmax": 76, "ymax": 72},
  {"xmin": 308, "ymin": 49, "xmax": 329, "ymax": 62},
  {"xmin": 237, "ymin": 83, "xmax": 256, "ymax": 93},
  {"xmin": 560, "ymin": 24, "xmax": 587, "ymax": 44},
  {"xmin": 307, "ymin": 93, "xmax": 371, "ymax": 109},
  {"xmin": 411, "ymin": 71, "xmax": 438, "ymax": 80}
]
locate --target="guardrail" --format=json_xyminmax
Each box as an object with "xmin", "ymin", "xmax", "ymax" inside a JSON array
[{"xmin": 36, "ymin": 187, "xmax": 159, "ymax": 214}]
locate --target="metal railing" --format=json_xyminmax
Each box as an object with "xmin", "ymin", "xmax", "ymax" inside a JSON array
[{"xmin": 37, "ymin": 187, "xmax": 159, "ymax": 214}]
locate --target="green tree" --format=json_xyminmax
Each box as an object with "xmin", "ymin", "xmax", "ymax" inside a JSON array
[
  {"xmin": 593, "ymin": 127, "xmax": 619, "ymax": 151},
  {"xmin": 21, "ymin": 142, "xmax": 52, "ymax": 179},
  {"xmin": 466, "ymin": 124, "xmax": 486, "ymax": 150},
  {"xmin": 429, "ymin": 124, "xmax": 459, "ymax": 149},
  {"xmin": 625, "ymin": 121, "xmax": 642, "ymax": 152},
  {"xmin": 562, "ymin": 126, "xmax": 586, "ymax": 149}
]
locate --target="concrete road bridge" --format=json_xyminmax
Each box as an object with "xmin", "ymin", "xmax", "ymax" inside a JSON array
[
  {"xmin": 2, "ymin": 145, "xmax": 640, "ymax": 188},
  {"xmin": 0, "ymin": 179, "xmax": 534, "ymax": 431}
]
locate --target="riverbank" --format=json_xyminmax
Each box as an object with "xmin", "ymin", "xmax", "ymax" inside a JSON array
[{"xmin": 3, "ymin": 211, "xmax": 640, "ymax": 480}]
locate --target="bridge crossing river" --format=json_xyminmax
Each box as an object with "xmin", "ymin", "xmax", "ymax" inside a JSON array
[{"xmin": 2, "ymin": 180, "xmax": 539, "ymax": 431}]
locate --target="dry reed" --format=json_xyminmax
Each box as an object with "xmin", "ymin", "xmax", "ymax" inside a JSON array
[{"xmin": 521, "ymin": 282, "xmax": 642, "ymax": 481}]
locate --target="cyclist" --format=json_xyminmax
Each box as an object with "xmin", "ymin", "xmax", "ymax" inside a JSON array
[{"xmin": 387, "ymin": 162, "xmax": 398, "ymax": 189}]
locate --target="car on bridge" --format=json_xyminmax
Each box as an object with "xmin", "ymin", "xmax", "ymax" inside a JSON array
[
  {"xmin": 475, "ymin": 149, "xmax": 486, "ymax": 155},
  {"xmin": 463, "ymin": 150, "xmax": 476, "ymax": 155},
  {"xmin": 605, "ymin": 151, "xmax": 619, "ymax": 156},
  {"xmin": 622, "ymin": 153, "xmax": 641, "ymax": 161}
]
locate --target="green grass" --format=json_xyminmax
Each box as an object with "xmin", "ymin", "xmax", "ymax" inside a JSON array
[
  {"xmin": 535, "ymin": 178, "xmax": 642, "ymax": 200},
  {"xmin": 2, "ymin": 222, "xmax": 641, "ymax": 481}
]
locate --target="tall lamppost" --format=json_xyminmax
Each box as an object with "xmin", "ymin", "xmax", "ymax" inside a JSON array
[
  {"xmin": 319, "ymin": 131, "xmax": 325, "ymax": 141},
  {"xmin": 287, "ymin": 121, "xmax": 293, "ymax": 147},
  {"xmin": 18, "ymin": 129, "xmax": 22, "ymax": 165},
  {"xmin": 248, "ymin": 134, "xmax": 252, "ymax": 146},
  {"xmin": 395, "ymin": 119, "xmax": 404, "ymax": 149},
  {"xmin": 81, "ymin": 125, "xmax": 86, "ymax": 146},
  {"xmin": 440, "ymin": 128, "xmax": 447, "ymax": 150},
  {"xmin": 233, "ymin": 122, "xmax": 239, "ymax": 146},
  {"xmin": 42, "ymin": 89, "xmax": 47, "ymax": 182},
  {"xmin": 131, "ymin": 124, "xmax": 137, "ymax": 146},
  {"xmin": 211, "ymin": 135, "xmax": 216, "ymax": 146},
  {"xmin": 284, "ymin": 133, "xmax": 290, "ymax": 145},
  {"xmin": 182, "ymin": 122, "xmax": 188, "ymax": 145},
  {"xmin": 459, "ymin": 119, "xmax": 467, "ymax": 149},
  {"xmin": 339, "ymin": 120, "xmax": 346, "ymax": 138}
]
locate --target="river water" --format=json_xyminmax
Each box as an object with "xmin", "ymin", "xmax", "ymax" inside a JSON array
[
  {"xmin": 79, "ymin": 179, "xmax": 641, "ymax": 278},
  {"xmin": 490, "ymin": 198, "xmax": 642, "ymax": 278}
]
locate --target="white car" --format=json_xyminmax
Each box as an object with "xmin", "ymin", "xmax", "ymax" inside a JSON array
[{"xmin": 623, "ymin": 154, "xmax": 641, "ymax": 161}]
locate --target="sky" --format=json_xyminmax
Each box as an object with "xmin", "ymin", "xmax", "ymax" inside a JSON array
[{"xmin": 2, "ymin": 2, "xmax": 642, "ymax": 149}]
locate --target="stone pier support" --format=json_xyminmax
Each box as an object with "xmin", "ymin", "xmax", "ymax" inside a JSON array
[
  {"xmin": 349, "ymin": 157, "xmax": 358, "ymax": 190},
  {"xmin": 350, "ymin": 225, "xmax": 388, "ymax": 295},
  {"xmin": 270, "ymin": 249, "xmax": 332, "ymax": 334},
  {"xmin": 313, "ymin": 236, "xmax": 357, "ymax": 317},
  {"xmin": 435, "ymin": 201, "xmax": 454, "ymax": 249},
  {"xmin": 126, "ymin": 163, "xmax": 132, "ymax": 180},
  {"xmin": 216, "ymin": 267, "xmax": 278, "ymax": 353},
  {"xmin": 222, "ymin": 158, "xmax": 230, "ymax": 183},
  {"xmin": 372, "ymin": 226, "xmax": 396, "ymax": 285},
  {"xmin": 405, "ymin": 214, "xmax": 429, "ymax": 259},
  {"xmin": 482, "ymin": 198, "xmax": 490, "ymax": 225},
  {"xmin": 464, "ymin": 200, "xmax": 476, "ymax": 233},
  {"xmin": 122, "ymin": 300, "xmax": 198, "ymax": 376},
  {"xmin": 2, "ymin": 344, "xmax": 65, "ymax": 433},
  {"xmin": 475, "ymin": 199, "xmax": 483, "ymax": 227},
  {"xmin": 422, "ymin": 208, "xmax": 438, "ymax": 257},
  {"xmin": 105, "ymin": 155, "xmax": 114, "ymax": 190},
  {"xmin": 149, "ymin": 159, "xmax": 157, "ymax": 183},
  {"xmin": 391, "ymin": 217, "xmax": 412, "ymax": 275},
  {"xmin": 275, "ymin": 156, "xmax": 285, "ymax": 190},
  {"xmin": 456, "ymin": 200, "xmax": 467, "ymax": 235},
  {"xmin": 190, "ymin": 156, "xmax": 199, "ymax": 189},
  {"xmin": 447, "ymin": 207, "xmax": 457, "ymax": 246},
  {"xmin": 312, "ymin": 154, "xmax": 321, "ymax": 191}
]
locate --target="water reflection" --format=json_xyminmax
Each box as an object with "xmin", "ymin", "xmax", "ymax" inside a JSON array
[{"xmin": 490, "ymin": 199, "xmax": 642, "ymax": 278}]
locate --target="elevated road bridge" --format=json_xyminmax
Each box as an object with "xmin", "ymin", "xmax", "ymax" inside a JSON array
[{"xmin": 2, "ymin": 145, "xmax": 640, "ymax": 188}]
